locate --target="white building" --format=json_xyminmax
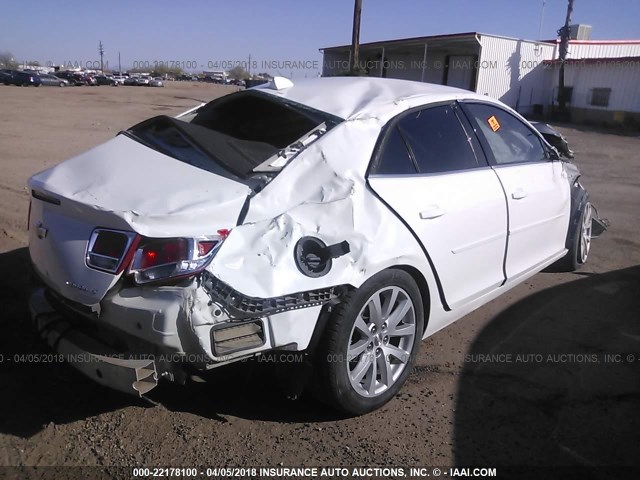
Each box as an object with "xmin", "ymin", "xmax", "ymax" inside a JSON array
[
  {"xmin": 542, "ymin": 42, "xmax": 640, "ymax": 125},
  {"xmin": 320, "ymin": 28, "xmax": 640, "ymax": 125}
]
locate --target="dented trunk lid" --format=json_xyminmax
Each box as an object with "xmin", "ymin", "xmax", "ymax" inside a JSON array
[{"xmin": 28, "ymin": 134, "xmax": 251, "ymax": 305}]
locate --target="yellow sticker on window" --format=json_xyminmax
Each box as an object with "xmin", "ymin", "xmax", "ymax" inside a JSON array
[{"xmin": 488, "ymin": 115, "xmax": 501, "ymax": 132}]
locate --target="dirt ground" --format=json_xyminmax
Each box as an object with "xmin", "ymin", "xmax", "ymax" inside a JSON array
[{"xmin": 0, "ymin": 82, "xmax": 638, "ymax": 471}]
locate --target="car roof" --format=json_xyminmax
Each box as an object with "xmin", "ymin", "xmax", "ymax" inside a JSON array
[{"xmin": 253, "ymin": 76, "xmax": 497, "ymax": 120}]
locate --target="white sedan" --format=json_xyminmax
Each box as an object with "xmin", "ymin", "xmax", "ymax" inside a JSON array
[{"xmin": 27, "ymin": 77, "xmax": 605, "ymax": 414}]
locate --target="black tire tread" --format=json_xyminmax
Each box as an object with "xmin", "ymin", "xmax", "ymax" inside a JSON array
[{"xmin": 313, "ymin": 269, "xmax": 423, "ymax": 415}]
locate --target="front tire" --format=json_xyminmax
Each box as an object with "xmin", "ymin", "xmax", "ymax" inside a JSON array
[
  {"xmin": 552, "ymin": 201, "xmax": 592, "ymax": 272},
  {"xmin": 315, "ymin": 269, "xmax": 424, "ymax": 415}
]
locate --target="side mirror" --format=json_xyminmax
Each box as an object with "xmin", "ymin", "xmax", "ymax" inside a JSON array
[{"xmin": 548, "ymin": 147, "xmax": 561, "ymax": 161}]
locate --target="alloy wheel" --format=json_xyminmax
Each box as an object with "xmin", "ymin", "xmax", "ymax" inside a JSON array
[
  {"xmin": 580, "ymin": 203, "xmax": 592, "ymax": 264},
  {"xmin": 347, "ymin": 286, "xmax": 416, "ymax": 397}
]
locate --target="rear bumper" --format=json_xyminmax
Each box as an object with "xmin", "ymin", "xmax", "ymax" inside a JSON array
[{"xmin": 29, "ymin": 287, "xmax": 167, "ymax": 396}]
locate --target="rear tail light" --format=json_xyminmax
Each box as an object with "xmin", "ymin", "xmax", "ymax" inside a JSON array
[
  {"xmin": 86, "ymin": 229, "xmax": 226, "ymax": 284},
  {"xmin": 128, "ymin": 236, "xmax": 223, "ymax": 284},
  {"xmin": 86, "ymin": 229, "xmax": 138, "ymax": 274}
]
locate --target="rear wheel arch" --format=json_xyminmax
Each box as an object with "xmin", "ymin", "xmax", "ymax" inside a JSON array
[{"xmin": 389, "ymin": 265, "xmax": 430, "ymax": 336}]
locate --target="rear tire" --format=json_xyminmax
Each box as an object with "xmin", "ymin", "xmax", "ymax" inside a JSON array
[{"xmin": 315, "ymin": 269, "xmax": 424, "ymax": 415}]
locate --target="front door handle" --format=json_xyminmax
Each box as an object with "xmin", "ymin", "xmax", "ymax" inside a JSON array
[
  {"xmin": 511, "ymin": 188, "xmax": 528, "ymax": 200},
  {"xmin": 420, "ymin": 206, "xmax": 446, "ymax": 219}
]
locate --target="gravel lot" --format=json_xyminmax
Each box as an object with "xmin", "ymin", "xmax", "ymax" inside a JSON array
[{"xmin": 0, "ymin": 83, "xmax": 638, "ymax": 470}]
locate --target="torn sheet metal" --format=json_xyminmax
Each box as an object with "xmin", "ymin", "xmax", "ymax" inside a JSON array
[{"xmin": 205, "ymin": 113, "xmax": 433, "ymax": 299}]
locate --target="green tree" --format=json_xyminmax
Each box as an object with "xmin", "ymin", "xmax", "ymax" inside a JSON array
[
  {"xmin": 151, "ymin": 65, "xmax": 184, "ymax": 78},
  {"xmin": 0, "ymin": 51, "xmax": 18, "ymax": 68},
  {"xmin": 228, "ymin": 65, "xmax": 250, "ymax": 80}
]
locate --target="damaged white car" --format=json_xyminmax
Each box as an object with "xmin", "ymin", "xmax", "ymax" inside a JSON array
[{"xmin": 28, "ymin": 77, "xmax": 606, "ymax": 414}]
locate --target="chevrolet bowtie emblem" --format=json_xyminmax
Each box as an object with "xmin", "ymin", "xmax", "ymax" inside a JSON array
[{"xmin": 37, "ymin": 224, "xmax": 48, "ymax": 239}]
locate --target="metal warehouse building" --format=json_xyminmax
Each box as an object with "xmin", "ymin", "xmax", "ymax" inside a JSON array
[{"xmin": 320, "ymin": 28, "xmax": 640, "ymax": 125}]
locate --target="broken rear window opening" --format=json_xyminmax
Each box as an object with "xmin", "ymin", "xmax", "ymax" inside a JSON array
[{"xmin": 124, "ymin": 91, "xmax": 342, "ymax": 180}]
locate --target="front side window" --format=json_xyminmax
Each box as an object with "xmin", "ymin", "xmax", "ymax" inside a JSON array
[
  {"xmin": 463, "ymin": 103, "xmax": 546, "ymax": 165},
  {"xmin": 396, "ymin": 105, "xmax": 480, "ymax": 174}
]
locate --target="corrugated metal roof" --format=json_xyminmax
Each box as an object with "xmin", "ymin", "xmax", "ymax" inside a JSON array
[
  {"xmin": 320, "ymin": 32, "xmax": 479, "ymax": 51},
  {"xmin": 543, "ymin": 56, "xmax": 640, "ymax": 65}
]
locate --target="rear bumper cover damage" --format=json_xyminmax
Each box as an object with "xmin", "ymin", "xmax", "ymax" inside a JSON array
[
  {"xmin": 28, "ymin": 271, "xmax": 344, "ymax": 396},
  {"xmin": 29, "ymin": 288, "xmax": 159, "ymax": 397}
]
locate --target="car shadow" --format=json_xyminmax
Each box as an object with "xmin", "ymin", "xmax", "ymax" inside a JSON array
[
  {"xmin": 148, "ymin": 361, "xmax": 345, "ymax": 423},
  {"xmin": 454, "ymin": 265, "xmax": 640, "ymax": 467},
  {"xmin": 0, "ymin": 248, "xmax": 341, "ymax": 439},
  {"xmin": 0, "ymin": 248, "xmax": 148, "ymax": 438}
]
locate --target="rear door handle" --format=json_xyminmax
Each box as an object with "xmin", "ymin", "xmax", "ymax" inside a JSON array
[
  {"xmin": 420, "ymin": 206, "xmax": 446, "ymax": 219},
  {"xmin": 511, "ymin": 188, "xmax": 528, "ymax": 200}
]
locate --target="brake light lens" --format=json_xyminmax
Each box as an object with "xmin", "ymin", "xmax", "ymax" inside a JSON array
[
  {"xmin": 139, "ymin": 238, "xmax": 188, "ymax": 269},
  {"xmin": 86, "ymin": 229, "xmax": 138, "ymax": 274},
  {"xmin": 128, "ymin": 236, "xmax": 222, "ymax": 284}
]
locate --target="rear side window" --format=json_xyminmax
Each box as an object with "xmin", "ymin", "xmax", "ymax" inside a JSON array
[
  {"xmin": 397, "ymin": 105, "xmax": 480, "ymax": 174},
  {"xmin": 463, "ymin": 103, "xmax": 546, "ymax": 165},
  {"xmin": 375, "ymin": 126, "xmax": 417, "ymax": 175}
]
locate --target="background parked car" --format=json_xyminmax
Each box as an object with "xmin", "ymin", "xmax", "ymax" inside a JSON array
[
  {"xmin": 4, "ymin": 71, "xmax": 41, "ymax": 87},
  {"xmin": 148, "ymin": 77, "xmax": 164, "ymax": 87},
  {"xmin": 83, "ymin": 74, "xmax": 98, "ymax": 86},
  {"xmin": 0, "ymin": 69, "xmax": 13, "ymax": 85},
  {"xmin": 94, "ymin": 75, "xmax": 117, "ymax": 86},
  {"xmin": 111, "ymin": 75, "xmax": 126, "ymax": 85},
  {"xmin": 54, "ymin": 72, "xmax": 86, "ymax": 86},
  {"xmin": 137, "ymin": 75, "xmax": 151, "ymax": 86},
  {"xmin": 38, "ymin": 74, "xmax": 69, "ymax": 87},
  {"xmin": 123, "ymin": 76, "xmax": 140, "ymax": 86}
]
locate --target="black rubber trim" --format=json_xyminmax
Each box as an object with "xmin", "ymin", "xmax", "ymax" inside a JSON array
[
  {"xmin": 236, "ymin": 195, "xmax": 251, "ymax": 226},
  {"xmin": 202, "ymin": 271, "xmax": 347, "ymax": 319}
]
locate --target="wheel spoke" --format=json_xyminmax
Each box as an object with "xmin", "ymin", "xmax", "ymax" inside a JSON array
[
  {"xmin": 389, "ymin": 322, "xmax": 416, "ymax": 338},
  {"xmin": 384, "ymin": 344, "xmax": 410, "ymax": 364},
  {"xmin": 351, "ymin": 353, "xmax": 373, "ymax": 384},
  {"xmin": 382, "ymin": 288, "xmax": 399, "ymax": 320},
  {"xmin": 368, "ymin": 294, "xmax": 383, "ymax": 326},
  {"xmin": 354, "ymin": 314, "xmax": 371, "ymax": 338},
  {"xmin": 377, "ymin": 352, "xmax": 392, "ymax": 387},
  {"xmin": 387, "ymin": 298, "xmax": 412, "ymax": 331},
  {"xmin": 348, "ymin": 339, "xmax": 369, "ymax": 359},
  {"xmin": 364, "ymin": 355, "xmax": 378, "ymax": 395}
]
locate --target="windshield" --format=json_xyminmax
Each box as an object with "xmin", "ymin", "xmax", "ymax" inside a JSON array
[{"xmin": 125, "ymin": 90, "xmax": 342, "ymax": 180}]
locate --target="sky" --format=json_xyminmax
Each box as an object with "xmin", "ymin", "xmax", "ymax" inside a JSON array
[{"xmin": 1, "ymin": 0, "xmax": 639, "ymax": 76}]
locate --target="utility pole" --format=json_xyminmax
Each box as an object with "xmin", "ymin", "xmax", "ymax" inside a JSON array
[
  {"xmin": 99, "ymin": 41, "xmax": 105, "ymax": 73},
  {"xmin": 350, "ymin": 0, "xmax": 362, "ymax": 74},
  {"xmin": 248, "ymin": 53, "xmax": 252, "ymax": 77},
  {"xmin": 118, "ymin": 51, "xmax": 121, "ymax": 75},
  {"xmin": 557, "ymin": 0, "xmax": 575, "ymax": 113}
]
